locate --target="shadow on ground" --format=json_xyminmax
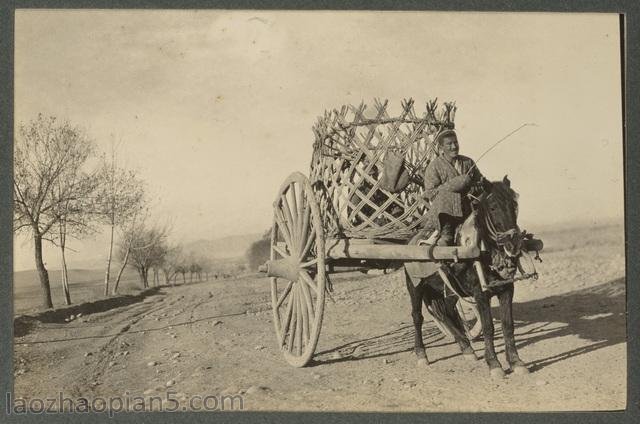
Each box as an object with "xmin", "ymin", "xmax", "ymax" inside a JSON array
[
  {"xmin": 507, "ymin": 277, "xmax": 625, "ymax": 372},
  {"xmin": 312, "ymin": 277, "xmax": 625, "ymax": 372},
  {"xmin": 312, "ymin": 323, "xmax": 463, "ymax": 366},
  {"xmin": 14, "ymin": 287, "xmax": 163, "ymax": 337}
]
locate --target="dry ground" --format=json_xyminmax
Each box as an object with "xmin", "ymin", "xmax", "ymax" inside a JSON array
[{"xmin": 13, "ymin": 222, "xmax": 626, "ymax": 412}]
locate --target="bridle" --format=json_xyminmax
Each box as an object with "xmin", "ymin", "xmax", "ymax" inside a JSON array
[
  {"xmin": 474, "ymin": 185, "xmax": 539, "ymax": 282},
  {"xmin": 476, "ymin": 191, "xmax": 522, "ymax": 258}
]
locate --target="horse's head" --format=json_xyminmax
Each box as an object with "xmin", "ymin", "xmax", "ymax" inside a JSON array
[{"xmin": 476, "ymin": 175, "xmax": 523, "ymax": 280}]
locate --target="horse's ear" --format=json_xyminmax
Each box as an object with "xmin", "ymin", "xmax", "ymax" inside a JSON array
[
  {"xmin": 503, "ymin": 175, "xmax": 511, "ymax": 187},
  {"xmin": 481, "ymin": 177, "xmax": 492, "ymax": 193}
]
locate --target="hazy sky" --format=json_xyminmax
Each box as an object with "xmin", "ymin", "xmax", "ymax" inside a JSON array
[{"xmin": 14, "ymin": 10, "xmax": 623, "ymax": 271}]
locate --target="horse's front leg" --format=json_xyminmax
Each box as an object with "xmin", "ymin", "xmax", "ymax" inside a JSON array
[
  {"xmin": 404, "ymin": 269, "xmax": 429, "ymax": 367},
  {"xmin": 498, "ymin": 284, "xmax": 529, "ymax": 375},
  {"xmin": 474, "ymin": 289, "xmax": 505, "ymax": 378}
]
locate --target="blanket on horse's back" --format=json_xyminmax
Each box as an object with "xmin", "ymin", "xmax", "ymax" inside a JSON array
[{"xmin": 403, "ymin": 229, "xmax": 443, "ymax": 288}]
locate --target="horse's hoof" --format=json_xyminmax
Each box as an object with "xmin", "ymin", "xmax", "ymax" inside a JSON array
[
  {"xmin": 513, "ymin": 365, "xmax": 530, "ymax": 375},
  {"xmin": 417, "ymin": 358, "xmax": 429, "ymax": 368},
  {"xmin": 490, "ymin": 367, "xmax": 505, "ymax": 379},
  {"xmin": 463, "ymin": 352, "xmax": 478, "ymax": 361}
]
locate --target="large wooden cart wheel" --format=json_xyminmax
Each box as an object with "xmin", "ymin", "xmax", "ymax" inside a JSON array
[{"xmin": 269, "ymin": 172, "xmax": 326, "ymax": 367}]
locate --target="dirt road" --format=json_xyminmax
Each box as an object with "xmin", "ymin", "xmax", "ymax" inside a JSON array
[{"xmin": 13, "ymin": 223, "xmax": 626, "ymax": 412}]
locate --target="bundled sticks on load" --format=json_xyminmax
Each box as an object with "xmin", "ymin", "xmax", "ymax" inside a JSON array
[{"xmin": 309, "ymin": 98, "xmax": 456, "ymax": 240}]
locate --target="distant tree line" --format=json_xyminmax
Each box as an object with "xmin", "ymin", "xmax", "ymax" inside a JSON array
[{"xmin": 13, "ymin": 114, "xmax": 237, "ymax": 310}]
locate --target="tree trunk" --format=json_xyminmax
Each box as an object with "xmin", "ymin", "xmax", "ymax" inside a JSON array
[
  {"xmin": 59, "ymin": 222, "xmax": 72, "ymax": 305},
  {"xmin": 34, "ymin": 232, "xmax": 53, "ymax": 309},
  {"xmin": 182, "ymin": 273, "xmax": 186, "ymax": 284},
  {"xmin": 112, "ymin": 244, "xmax": 131, "ymax": 295},
  {"xmin": 60, "ymin": 246, "xmax": 71, "ymax": 306},
  {"xmin": 103, "ymin": 217, "xmax": 115, "ymax": 296}
]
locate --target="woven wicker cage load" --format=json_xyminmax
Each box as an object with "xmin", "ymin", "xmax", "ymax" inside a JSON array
[{"xmin": 309, "ymin": 98, "xmax": 457, "ymax": 241}]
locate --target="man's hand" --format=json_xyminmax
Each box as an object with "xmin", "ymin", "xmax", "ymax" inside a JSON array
[{"xmin": 469, "ymin": 176, "xmax": 488, "ymax": 197}]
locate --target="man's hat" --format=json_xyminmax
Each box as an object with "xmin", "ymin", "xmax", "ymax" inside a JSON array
[{"xmin": 434, "ymin": 128, "xmax": 457, "ymax": 145}]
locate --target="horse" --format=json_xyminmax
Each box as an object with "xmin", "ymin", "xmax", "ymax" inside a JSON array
[{"xmin": 404, "ymin": 175, "xmax": 529, "ymax": 378}]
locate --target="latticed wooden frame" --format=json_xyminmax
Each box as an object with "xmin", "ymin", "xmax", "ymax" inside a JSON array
[{"xmin": 309, "ymin": 98, "xmax": 456, "ymax": 240}]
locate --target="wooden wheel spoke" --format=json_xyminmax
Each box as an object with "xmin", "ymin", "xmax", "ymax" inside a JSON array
[
  {"xmin": 300, "ymin": 222, "xmax": 316, "ymax": 260},
  {"xmin": 299, "ymin": 270, "xmax": 319, "ymax": 295},
  {"xmin": 276, "ymin": 280, "xmax": 294, "ymax": 309},
  {"xmin": 295, "ymin": 287, "xmax": 303, "ymax": 356},
  {"xmin": 300, "ymin": 258, "xmax": 318, "ymax": 268},
  {"xmin": 274, "ymin": 207, "xmax": 294, "ymax": 249},
  {"xmin": 270, "ymin": 277, "xmax": 278, "ymax": 309},
  {"xmin": 288, "ymin": 291, "xmax": 298, "ymax": 353},
  {"xmin": 299, "ymin": 290, "xmax": 309, "ymax": 349},
  {"xmin": 272, "ymin": 243, "xmax": 290, "ymax": 259},
  {"xmin": 280, "ymin": 291, "xmax": 295, "ymax": 347},
  {"xmin": 281, "ymin": 194, "xmax": 298, "ymax": 247},
  {"xmin": 298, "ymin": 204, "xmax": 311, "ymax": 259},
  {"xmin": 298, "ymin": 277, "xmax": 316, "ymax": 325},
  {"xmin": 290, "ymin": 185, "xmax": 299, "ymax": 236},
  {"xmin": 297, "ymin": 186, "xmax": 306, "ymax": 246}
]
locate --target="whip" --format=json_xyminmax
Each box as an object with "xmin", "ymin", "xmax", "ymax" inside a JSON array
[{"xmin": 465, "ymin": 123, "xmax": 537, "ymax": 176}]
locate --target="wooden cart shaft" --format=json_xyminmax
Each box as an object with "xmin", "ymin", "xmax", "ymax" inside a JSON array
[
  {"xmin": 324, "ymin": 238, "xmax": 481, "ymax": 261},
  {"xmin": 260, "ymin": 239, "xmax": 482, "ymax": 281}
]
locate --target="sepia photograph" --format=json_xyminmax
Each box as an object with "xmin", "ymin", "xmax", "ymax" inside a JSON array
[{"xmin": 9, "ymin": 9, "xmax": 625, "ymax": 414}]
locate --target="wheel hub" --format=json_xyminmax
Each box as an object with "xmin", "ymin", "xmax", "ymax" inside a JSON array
[{"xmin": 262, "ymin": 258, "xmax": 301, "ymax": 282}]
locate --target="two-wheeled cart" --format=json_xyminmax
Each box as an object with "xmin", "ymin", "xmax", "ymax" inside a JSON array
[{"xmin": 259, "ymin": 99, "xmax": 538, "ymax": 367}]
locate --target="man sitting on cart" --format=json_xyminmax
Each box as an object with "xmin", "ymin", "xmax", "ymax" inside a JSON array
[{"xmin": 422, "ymin": 129, "xmax": 486, "ymax": 246}]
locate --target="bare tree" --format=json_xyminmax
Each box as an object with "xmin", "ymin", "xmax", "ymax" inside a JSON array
[
  {"xmin": 13, "ymin": 115, "xmax": 95, "ymax": 309},
  {"xmin": 150, "ymin": 258, "xmax": 164, "ymax": 287},
  {"xmin": 160, "ymin": 244, "xmax": 184, "ymax": 285},
  {"xmin": 110, "ymin": 208, "xmax": 144, "ymax": 295},
  {"xmin": 200, "ymin": 258, "xmax": 212, "ymax": 281},
  {"xmin": 52, "ymin": 155, "xmax": 97, "ymax": 305},
  {"xmin": 189, "ymin": 263, "xmax": 202, "ymax": 282},
  {"xmin": 175, "ymin": 264, "xmax": 188, "ymax": 284},
  {"xmin": 118, "ymin": 223, "xmax": 169, "ymax": 289},
  {"xmin": 95, "ymin": 144, "xmax": 145, "ymax": 296}
]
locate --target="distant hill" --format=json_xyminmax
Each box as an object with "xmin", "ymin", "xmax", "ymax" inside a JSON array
[{"xmin": 183, "ymin": 233, "xmax": 263, "ymax": 260}]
